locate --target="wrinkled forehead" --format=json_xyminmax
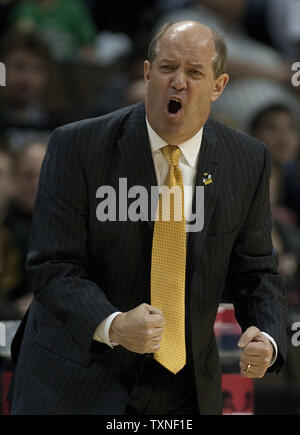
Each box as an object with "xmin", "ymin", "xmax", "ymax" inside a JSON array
[{"xmin": 157, "ymin": 23, "xmax": 216, "ymax": 63}]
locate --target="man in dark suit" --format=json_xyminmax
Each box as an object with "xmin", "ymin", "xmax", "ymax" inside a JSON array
[{"xmin": 8, "ymin": 21, "xmax": 287, "ymax": 415}]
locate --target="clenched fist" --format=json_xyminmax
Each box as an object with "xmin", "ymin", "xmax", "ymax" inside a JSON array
[
  {"xmin": 109, "ymin": 303, "xmax": 165, "ymax": 354},
  {"xmin": 238, "ymin": 326, "xmax": 275, "ymax": 378}
]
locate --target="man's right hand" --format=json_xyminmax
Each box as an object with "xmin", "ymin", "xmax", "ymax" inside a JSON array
[{"xmin": 109, "ymin": 303, "xmax": 165, "ymax": 354}]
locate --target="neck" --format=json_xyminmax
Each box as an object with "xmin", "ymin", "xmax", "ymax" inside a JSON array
[
  {"xmin": 145, "ymin": 106, "xmax": 207, "ymax": 145},
  {"xmin": 146, "ymin": 119, "xmax": 205, "ymax": 146}
]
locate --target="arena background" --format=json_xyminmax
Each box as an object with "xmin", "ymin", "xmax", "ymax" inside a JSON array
[{"xmin": 0, "ymin": 0, "xmax": 300, "ymax": 415}]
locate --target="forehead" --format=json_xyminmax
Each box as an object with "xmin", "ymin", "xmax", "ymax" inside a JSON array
[{"xmin": 157, "ymin": 24, "xmax": 215, "ymax": 64}]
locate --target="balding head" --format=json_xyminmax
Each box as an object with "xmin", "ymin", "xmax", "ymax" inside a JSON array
[{"xmin": 148, "ymin": 20, "xmax": 227, "ymax": 78}]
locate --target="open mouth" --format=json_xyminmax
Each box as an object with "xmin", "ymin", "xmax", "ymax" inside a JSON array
[{"xmin": 168, "ymin": 99, "xmax": 182, "ymax": 114}]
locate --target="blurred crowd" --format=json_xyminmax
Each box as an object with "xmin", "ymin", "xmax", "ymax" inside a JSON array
[{"xmin": 0, "ymin": 0, "xmax": 300, "ymax": 403}]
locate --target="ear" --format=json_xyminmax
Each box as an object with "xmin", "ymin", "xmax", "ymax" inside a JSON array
[
  {"xmin": 144, "ymin": 60, "xmax": 151, "ymax": 89},
  {"xmin": 211, "ymin": 73, "xmax": 229, "ymax": 102}
]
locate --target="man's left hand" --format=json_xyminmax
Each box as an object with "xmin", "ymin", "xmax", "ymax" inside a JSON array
[{"xmin": 238, "ymin": 326, "xmax": 274, "ymax": 378}]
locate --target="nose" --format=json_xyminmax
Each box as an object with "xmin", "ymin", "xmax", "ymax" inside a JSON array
[{"xmin": 170, "ymin": 69, "xmax": 187, "ymax": 91}]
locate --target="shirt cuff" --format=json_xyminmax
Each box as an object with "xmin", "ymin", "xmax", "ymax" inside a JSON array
[
  {"xmin": 261, "ymin": 332, "xmax": 278, "ymax": 367},
  {"xmin": 93, "ymin": 312, "xmax": 122, "ymax": 348}
]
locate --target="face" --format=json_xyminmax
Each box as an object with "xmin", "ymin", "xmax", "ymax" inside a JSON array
[
  {"xmin": 254, "ymin": 111, "xmax": 299, "ymax": 165},
  {"xmin": 144, "ymin": 22, "xmax": 229, "ymax": 145},
  {"xmin": 5, "ymin": 49, "xmax": 48, "ymax": 106}
]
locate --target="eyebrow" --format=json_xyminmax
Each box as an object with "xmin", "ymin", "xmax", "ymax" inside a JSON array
[
  {"xmin": 159, "ymin": 59, "xmax": 205, "ymax": 69},
  {"xmin": 159, "ymin": 58, "xmax": 176, "ymax": 63},
  {"xmin": 189, "ymin": 63, "xmax": 205, "ymax": 69}
]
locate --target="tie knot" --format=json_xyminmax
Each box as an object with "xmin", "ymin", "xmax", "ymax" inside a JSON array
[{"xmin": 162, "ymin": 145, "xmax": 181, "ymax": 167}]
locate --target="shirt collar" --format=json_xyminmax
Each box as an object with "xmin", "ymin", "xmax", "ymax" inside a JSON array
[{"xmin": 146, "ymin": 117, "xmax": 203, "ymax": 167}]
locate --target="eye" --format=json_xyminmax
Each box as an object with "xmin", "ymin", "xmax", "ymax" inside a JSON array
[
  {"xmin": 160, "ymin": 65, "xmax": 176, "ymax": 72},
  {"xmin": 190, "ymin": 70, "xmax": 202, "ymax": 76}
]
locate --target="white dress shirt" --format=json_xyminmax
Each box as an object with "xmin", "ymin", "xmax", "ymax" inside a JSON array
[
  {"xmin": 146, "ymin": 118, "xmax": 203, "ymax": 223},
  {"xmin": 93, "ymin": 118, "xmax": 277, "ymax": 366}
]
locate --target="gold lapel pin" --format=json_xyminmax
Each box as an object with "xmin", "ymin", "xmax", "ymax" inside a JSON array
[{"xmin": 203, "ymin": 172, "xmax": 213, "ymax": 185}]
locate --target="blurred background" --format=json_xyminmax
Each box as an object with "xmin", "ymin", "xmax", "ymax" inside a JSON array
[{"xmin": 0, "ymin": 0, "xmax": 299, "ymax": 415}]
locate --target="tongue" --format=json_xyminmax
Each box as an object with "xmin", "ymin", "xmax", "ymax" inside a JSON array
[{"xmin": 169, "ymin": 100, "xmax": 181, "ymax": 114}]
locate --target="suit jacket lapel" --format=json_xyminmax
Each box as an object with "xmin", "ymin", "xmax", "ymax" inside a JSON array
[
  {"xmin": 117, "ymin": 102, "xmax": 158, "ymax": 232},
  {"xmin": 187, "ymin": 119, "xmax": 222, "ymax": 278}
]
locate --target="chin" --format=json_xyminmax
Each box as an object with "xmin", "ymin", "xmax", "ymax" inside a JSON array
[{"xmin": 162, "ymin": 126, "xmax": 188, "ymax": 145}]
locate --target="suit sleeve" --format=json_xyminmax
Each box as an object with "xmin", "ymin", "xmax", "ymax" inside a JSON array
[
  {"xmin": 26, "ymin": 126, "xmax": 119, "ymax": 354},
  {"xmin": 226, "ymin": 143, "xmax": 288, "ymax": 373}
]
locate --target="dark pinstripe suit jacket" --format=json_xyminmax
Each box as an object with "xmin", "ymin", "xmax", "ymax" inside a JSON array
[{"xmin": 9, "ymin": 102, "xmax": 287, "ymax": 415}]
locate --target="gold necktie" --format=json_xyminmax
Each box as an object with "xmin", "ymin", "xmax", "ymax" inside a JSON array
[{"xmin": 151, "ymin": 145, "xmax": 186, "ymax": 374}]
